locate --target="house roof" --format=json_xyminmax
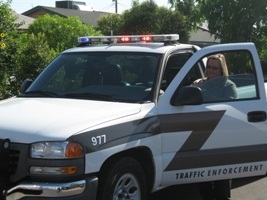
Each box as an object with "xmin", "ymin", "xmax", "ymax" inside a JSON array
[
  {"xmin": 189, "ymin": 28, "xmax": 220, "ymax": 46},
  {"xmin": 22, "ymin": 6, "xmax": 111, "ymax": 27},
  {"xmin": 15, "ymin": 13, "xmax": 35, "ymax": 30},
  {"xmin": 189, "ymin": 22, "xmax": 220, "ymax": 46}
]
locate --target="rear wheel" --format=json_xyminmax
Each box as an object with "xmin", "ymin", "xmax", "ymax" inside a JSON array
[{"xmin": 97, "ymin": 157, "xmax": 147, "ymax": 200}]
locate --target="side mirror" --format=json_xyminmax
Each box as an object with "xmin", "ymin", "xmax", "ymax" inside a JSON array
[
  {"xmin": 20, "ymin": 79, "xmax": 33, "ymax": 93},
  {"xmin": 171, "ymin": 86, "xmax": 203, "ymax": 106}
]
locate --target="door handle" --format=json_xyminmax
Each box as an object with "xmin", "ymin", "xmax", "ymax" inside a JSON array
[{"xmin": 247, "ymin": 111, "xmax": 267, "ymax": 122}]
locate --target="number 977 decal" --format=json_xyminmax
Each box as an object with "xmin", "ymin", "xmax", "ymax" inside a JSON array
[{"xmin": 92, "ymin": 135, "xmax": 106, "ymax": 146}]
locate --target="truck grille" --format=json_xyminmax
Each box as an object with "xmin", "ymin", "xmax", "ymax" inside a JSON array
[
  {"xmin": 9, "ymin": 149, "xmax": 20, "ymax": 175},
  {"xmin": 9, "ymin": 143, "xmax": 29, "ymax": 183}
]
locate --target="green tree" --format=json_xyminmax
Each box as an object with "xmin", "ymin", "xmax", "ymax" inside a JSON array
[
  {"xmin": 122, "ymin": 1, "xmax": 159, "ymax": 35},
  {"xmin": 168, "ymin": 0, "xmax": 203, "ymax": 29},
  {"xmin": 27, "ymin": 14, "xmax": 102, "ymax": 52},
  {"xmin": 156, "ymin": 7, "xmax": 189, "ymax": 42},
  {"xmin": 198, "ymin": 0, "xmax": 267, "ymax": 43},
  {"xmin": 0, "ymin": 0, "xmax": 22, "ymax": 99},
  {"xmin": 97, "ymin": 13, "xmax": 124, "ymax": 36},
  {"xmin": 257, "ymin": 27, "xmax": 267, "ymax": 62},
  {"xmin": 97, "ymin": 1, "xmax": 190, "ymax": 43},
  {"xmin": 15, "ymin": 33, "xmax": 58, "ymax": 85}
]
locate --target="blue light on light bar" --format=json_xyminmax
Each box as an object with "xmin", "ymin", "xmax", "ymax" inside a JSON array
[{"xmin": 78, "ymin": 37, "xmax": 90, "ymax": 43}]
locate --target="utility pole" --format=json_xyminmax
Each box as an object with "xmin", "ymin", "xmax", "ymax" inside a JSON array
[
  {"xmin": 112, "ymin": 0, "xmax": 118, "ymax": 13},
  {"xmin": 111, "ymin": 0, "xmax": 117, "ymax": 35}
]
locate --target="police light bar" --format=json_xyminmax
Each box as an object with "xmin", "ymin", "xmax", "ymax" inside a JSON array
[{"xmin": 77, "ymin": 34, "xmax": 179, "ymax": 45}]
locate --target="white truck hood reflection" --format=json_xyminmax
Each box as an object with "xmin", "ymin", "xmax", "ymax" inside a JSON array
[{"xmin": 0, "ymin": 98, "xmax": 141, "ymax": 143}]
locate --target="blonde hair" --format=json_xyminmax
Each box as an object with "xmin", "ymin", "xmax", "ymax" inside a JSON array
[{"xmin": 206, "ymin": 54, "xmax": 229, "ymax": 76}]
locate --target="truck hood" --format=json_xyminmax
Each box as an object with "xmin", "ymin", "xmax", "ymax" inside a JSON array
[{"xmin": 0, "ymin": 97, "xmax": 141, "ymax": 143}]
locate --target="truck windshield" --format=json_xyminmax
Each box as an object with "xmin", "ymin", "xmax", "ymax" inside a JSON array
[{"xmin": 23, "ymin": 52, "xmax": 162, "ymax": 103}]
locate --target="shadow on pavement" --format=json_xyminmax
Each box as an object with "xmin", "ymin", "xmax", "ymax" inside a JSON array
[
  {"xmin": 148, "ymin": 183, "xmax": 201, "ymax": 200},
  {"xmin": 232, "ymin": 174, "xmax": 267, "ymax": 189},
  {"xmin": 148, "ymin": 175, "xmax": 267, "ymax": 200}
]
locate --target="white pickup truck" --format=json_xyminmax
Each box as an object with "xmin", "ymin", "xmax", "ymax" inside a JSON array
[{"xmin": 1, "ymin": 34, "xmax": 267, "ymax": 200}]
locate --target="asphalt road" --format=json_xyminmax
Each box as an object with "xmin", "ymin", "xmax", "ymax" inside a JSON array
[{"xmin": 148, "ymin": 175, "xmax": 267, "ymax": 200}]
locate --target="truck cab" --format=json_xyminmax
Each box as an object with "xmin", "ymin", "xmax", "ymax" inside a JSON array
[{"xmin": 1, "ymin": 34, "xmax": 267, "ymax": 200}]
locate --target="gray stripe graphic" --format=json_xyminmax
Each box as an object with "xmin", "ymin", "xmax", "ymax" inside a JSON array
[
  {"xmin": 159, "ymin": 110, "xmax": 225, "ymax": 151},
  {"xmin": 164, "ymin": 144, "xmax": 267, "ymax": 171}
]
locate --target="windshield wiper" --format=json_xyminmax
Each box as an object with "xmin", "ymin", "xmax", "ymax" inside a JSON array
[
  {"xmin": 63, "ymin": 92, "xmax": 117, "ymax": 101},
  {"xmin": 21, "ymin": 90, "xmax": 58, "ymax": 97}
]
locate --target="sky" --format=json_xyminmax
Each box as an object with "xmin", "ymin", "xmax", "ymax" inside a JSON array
[{"xmin": 10, "ymin": 0, "xmax": 170, "ymax": 14}]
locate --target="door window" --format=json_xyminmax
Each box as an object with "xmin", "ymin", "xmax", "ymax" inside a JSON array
[
  {"xmin": 183, "ymin": 50, "xmax": 258, "ymax": 103},
  {"xmin": 162, "ymin": 52, "xmax": 204, "ymax": 90}
]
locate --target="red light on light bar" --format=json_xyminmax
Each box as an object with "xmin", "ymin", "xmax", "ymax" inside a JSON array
[
  {"xmin": 141, "ymin": 36, "xmax": 152, "ymax": 42},
  {"xmin": 120, "ymin": 37, "xmax": 131, "ymax": 42}
]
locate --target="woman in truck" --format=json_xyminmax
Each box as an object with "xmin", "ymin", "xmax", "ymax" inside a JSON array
[{"xmin": 192, "ymin": 53, "xmax": 238, "ymax": 102}]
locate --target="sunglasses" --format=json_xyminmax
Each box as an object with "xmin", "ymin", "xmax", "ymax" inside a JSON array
[{"xmin": 207, "ymin": 65, "xmax": 221, "ymax": 70}]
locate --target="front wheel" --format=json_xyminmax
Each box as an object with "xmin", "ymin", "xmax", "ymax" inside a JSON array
[{"xmin": 97, "ymin": 157, "xmax": 148, "ymax": 200}]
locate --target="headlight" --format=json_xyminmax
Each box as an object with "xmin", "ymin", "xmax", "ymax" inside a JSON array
[{"xmin": 31, "ymin": 141, "xmax": 84, "ymax": 159}]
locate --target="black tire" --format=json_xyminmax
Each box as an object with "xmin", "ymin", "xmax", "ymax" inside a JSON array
[{"xmin": 97, "ymin": 157, "xmax": 148, "ymax": 200}]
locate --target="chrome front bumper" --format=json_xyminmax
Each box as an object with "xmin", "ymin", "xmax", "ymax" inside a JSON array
[{"xmin": 6, "ymin": 177, "xmax": 97, "ymax": 200}]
